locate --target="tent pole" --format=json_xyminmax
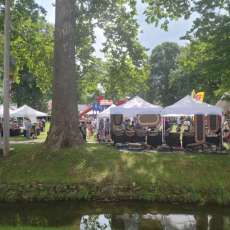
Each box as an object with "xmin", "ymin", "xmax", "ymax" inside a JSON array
[
  {"xmin": 221, "ymin": 114, "xmax": 224, "ymax": 151},
  {"xmin": 162, "ymin": 117, "xmax": 165, "ymax": 144}
]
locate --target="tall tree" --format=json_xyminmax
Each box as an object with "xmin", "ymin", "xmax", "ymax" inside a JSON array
[
  {"xmin": 45, "ymin": 0, "xmax": 82, "ymax": 149},
  {"xmin": 143, "ymin": 0, "xmax": 230, "ymax": 102},
  {"xmin": 147, "ymin": 42, "xmax": 180, "ymax": 106}
]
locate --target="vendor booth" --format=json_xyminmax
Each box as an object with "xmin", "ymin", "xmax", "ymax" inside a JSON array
[
  {"xmin": 161, "ymin": 95, "xmax": 223, "ymax": 150},
  {"xmin": 11, "ymin": 105, "xmax": 47, "ymax": 121},
  {"xmin": 97, "ymin": 104, "xmax": 116, "ymax": 142},
  {"xmin": 110, "ymin": 96, "xmax": 163, "ymax": 145},
  {"xmin": 0, "ymin": 105, "xmax": 18, "ymax": 136},
  {"xmin": 11, "ymin": 105, "xmax": 47, "ymax": 137}
]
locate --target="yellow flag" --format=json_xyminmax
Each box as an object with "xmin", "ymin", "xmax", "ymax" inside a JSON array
[{"xmin": 195, "ymin": 92, "xmax": 205, "ymax": 102}]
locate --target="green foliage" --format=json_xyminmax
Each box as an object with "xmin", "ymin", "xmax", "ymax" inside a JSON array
[
  {"xmin": 0, "ymin": 0, "xmax": 53, "ymax": 108},
  {"xmin": 143, "ymin": 0, "xmax": 229, "ymax": 33},
  {"xmin": 170, "ymin": 36, "xmax": 230, "ymax": 103},
  {"xmin": 11, "ymin": 70, "xmax": 48, "ymax": 110},
  {"xmin": 10, "ymin": 16, "xmax": 53, "ymax": 94},
  {"xmin": 78, "ymin": 0, "xmax": 149, "ymax": 101},
  {"xmin": 146, "ymin": 42, "xmax": 181, "ymax": 106},
  {"xmin": 143, "ymin": 0, "xmax": 230, "ymax": 103}
]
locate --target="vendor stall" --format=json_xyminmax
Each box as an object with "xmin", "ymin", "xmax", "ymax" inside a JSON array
[
  {"xmin": 11, "ymin": 105, "xmax": 47, "ymax": 121},
  {"xmin": 11, "ymin": 105, "xmax": 47, "ymax": 138},
  {"xmin": 97, "ymin": 104, "xmax": 116, "ymax": 142},
  {"xmin": 161, "ymin": 95, "xmax": 223, "ymax": 149},
  {"xmin": 110, "ymin": 96, "xmax": 163, "ymax": 145}
]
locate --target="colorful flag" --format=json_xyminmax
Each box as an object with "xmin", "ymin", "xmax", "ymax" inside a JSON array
[{"xmin": 195, "ymin": 92, "xmax": 205, "ymax": 102}]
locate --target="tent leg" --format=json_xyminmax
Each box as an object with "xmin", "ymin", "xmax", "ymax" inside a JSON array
[{"xmin": 162, "ymin": 117, "xmax": 165, "ymax": 144}]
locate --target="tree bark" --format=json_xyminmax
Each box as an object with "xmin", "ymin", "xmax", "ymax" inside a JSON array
[
  {"xmin": 3, "ymin": 0, "xmax": 11, "ymax": 157},
  {"xmin": 45, "ymin": 0, "xmax": 82, "ymax": 150}
]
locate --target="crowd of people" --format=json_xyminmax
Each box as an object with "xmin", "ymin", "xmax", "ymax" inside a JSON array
[
  {"xmin": 23, "ymin": 118, "xmax": 46, "ymax": 139},
  {"xmin": 79, "ymin": 118, "xmax": 97, "ymax": 142},
  {"xmin": 0, "ymin": 117, "xmax": 46, "ymax": 139}
]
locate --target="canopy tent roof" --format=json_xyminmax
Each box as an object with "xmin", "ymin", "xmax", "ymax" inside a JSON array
[
  {"xmin": 110, "ymin": 96, "xmax": 162, "ymax": 116},
  {"xmin": 11, "ymin": 105, "xmax": 47, "ymax": 119},
  {"xmin": 98, "ymin": 104, "xmax": 116, "ymax": 119},
  {"xmin": 161, "ymin": 95, "xmax": 223, "ymax": 117}
]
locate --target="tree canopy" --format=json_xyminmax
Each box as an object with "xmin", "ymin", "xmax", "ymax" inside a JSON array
[{"xmin": 143, "ymin": 0, "xmax": 230, "ymax": 103}]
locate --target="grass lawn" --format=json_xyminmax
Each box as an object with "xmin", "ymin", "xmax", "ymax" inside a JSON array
[{"xmin": 0, "ymin": 143, "xmax": 230, "ymax": 205}]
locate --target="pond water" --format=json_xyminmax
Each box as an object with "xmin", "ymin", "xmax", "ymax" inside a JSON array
[{"xmin": 0, "ymin": 201, "xmax": 229, "ymax": 230}]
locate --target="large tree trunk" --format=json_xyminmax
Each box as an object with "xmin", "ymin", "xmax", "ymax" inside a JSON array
[
  {"xmin": 45, "ymin": 0, "xmax": 82, "ymax": 150},
  {"xmin": 3, "ymin": 0, "xmax": 11, "ymax": 156}
]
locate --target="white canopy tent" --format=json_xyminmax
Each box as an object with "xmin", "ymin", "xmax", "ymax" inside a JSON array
[
  {"xmin": 161, "ymin": 95, "xmax": 223, "ymax": 117},
  {"xmin": 160, "ymin": 95, "xmax": 223, "ymax": 145},
  {"xmin": 11, "ymin": 105, "xmax": 47, "ymax": 122},
  {"xmin": 110, "ymin": 96, "xmax": 162, "ymax": 117},
  {"xmin": 98, "ymin": 104, "xmax": 116, "ymax": 119}
]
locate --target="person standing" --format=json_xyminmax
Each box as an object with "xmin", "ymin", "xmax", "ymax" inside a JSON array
[
  {"xmin": 24, "ymin": 118, "xmax": 32, "ymax": 139},
  {"xmin": 105, "ymin": 118, "xmax": 110, "ymax": 142}
]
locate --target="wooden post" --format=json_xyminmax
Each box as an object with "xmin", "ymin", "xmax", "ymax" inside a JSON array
[{"xmin": 3, "ymin": 0, "xmax": 11, "ymax": 156}]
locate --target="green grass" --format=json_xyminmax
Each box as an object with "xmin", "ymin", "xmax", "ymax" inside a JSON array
[{"xmin": 0, "ymin": 143, "xmax": 230, "ymax": 204}]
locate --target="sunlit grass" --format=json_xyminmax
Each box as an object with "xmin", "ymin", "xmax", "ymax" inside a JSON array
[{"xmin": 0, "ymin": 143, "xmax": 230, "ymax": 204}]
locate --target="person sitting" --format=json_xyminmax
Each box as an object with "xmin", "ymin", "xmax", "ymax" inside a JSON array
[
  {"xmin": 183, "ymin": 120, "xmax": 191, "ymax": 132},
  {"xmin": 126, "ymin": 119, "xmax": 133, "ymax": 130},
  {"xmin": 134, "ymin": 121, "xmax": 142, "ymax": 130}
]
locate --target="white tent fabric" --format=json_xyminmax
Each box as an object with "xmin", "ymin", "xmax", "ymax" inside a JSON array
[
  {"xmin": 161, "ymin": 95, "xmax": 223, "ymax": 117},
  {"xmin": 98, "ymin": 104, "xmax": 116, "ymax": 119},
  {"xmin": 11, "ymin": 105, "xmax": 47, "ymax": 121},
  {"xmin": 110, "ymin": 96, "xmax": 162, "ymax": 116}
]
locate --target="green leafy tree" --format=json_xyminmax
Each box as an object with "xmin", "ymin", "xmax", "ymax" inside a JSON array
[
  {"xmin": 11, "ymin": 69, "xmax": 49, "ymax": 111},
  {"xmin": 147, "ymin": 42, "xmax": 181, "ymax": 106},
  {"xmin": 143, "ymin": 0, "xmax": 230, "ymax": 102},
  {"xmin": 101, "ymin": 2, "xmax": 149, "ymax": 100},
  {"xmin": 0, "ymin": 0, "xmax": 53, "ymax": 109},
  {"xmin": 77, "ymin": 1, "xmax": 149, "ymax": 102}
]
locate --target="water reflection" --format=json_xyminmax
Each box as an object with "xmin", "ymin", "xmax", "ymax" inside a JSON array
[
  {"xmin": 0, "ymin": 202, "xmax": 229, "ymax": 229},
  {"xmin": 80, "ymin": 213, "xmax": 230, "ymax": 230},
  {"xmin": 80, "ymin": 215, "xmax": 112, "ymax": 230}
]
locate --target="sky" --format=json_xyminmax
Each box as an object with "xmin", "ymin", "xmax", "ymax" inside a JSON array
[{"xmin": 36, "ymin": 0, "xmax": 194, "ymax": 57}]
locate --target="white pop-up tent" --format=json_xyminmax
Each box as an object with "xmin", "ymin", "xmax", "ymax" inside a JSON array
[
  {"xmin": 11, "ymin": 105, "xmax": 47, "ymax": 122},
  {"xmin": 98, "ymin": 104, "xmax": 116, "ymax": 119},
  {"xmin": 96, "ymin": 104, "xmax": 116, "ymax": 132},
  {"xmin": 110, "ymin": 96, "xmax": 162, "ymax": 117},
  {"xmin": 161, "ymin": 95, "xmax": 223, "ymax": 117}
]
